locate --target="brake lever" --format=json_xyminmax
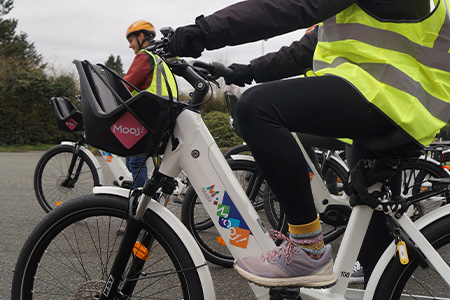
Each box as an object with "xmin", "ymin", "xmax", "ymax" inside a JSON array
[{"xmin": 210, "ymin": 79, "xmax": 220, "ymax": 88}]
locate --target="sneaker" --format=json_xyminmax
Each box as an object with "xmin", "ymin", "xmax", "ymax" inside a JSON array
[
  {"xmin": 234, "ymin": 238, "xmax": 336, "ymax": 288},
  {"xmin": 350, "ymin": 261, "xmax": 364, "ymax": 284}
]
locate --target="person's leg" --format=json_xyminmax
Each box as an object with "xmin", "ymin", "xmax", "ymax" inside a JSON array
[
  {"xmin": 127, "ymin": 156, "xmax": 148, "ymax": 189},
  {"xmin": 236, "ymin": 76, "xmax": 395, "ymax": 225},
  {"xmin": 234, "ymin": 76, "xmax": 398, "ymax": 286}
]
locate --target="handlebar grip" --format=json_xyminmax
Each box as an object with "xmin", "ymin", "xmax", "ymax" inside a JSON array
[
  {"xmin": 212, "ymin": 62, "xmax": 234, "ymax": 77},
  {"xmin": 191, "ymin": 60, "xmax": 233, "ymax": 79}
]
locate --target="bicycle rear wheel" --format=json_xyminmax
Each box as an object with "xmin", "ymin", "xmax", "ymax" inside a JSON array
[
  {"xmin": 402, "ymin": 158, "xmax": 450, "ymax": 220},
  {"xmin": 34, "ymin": 144, "xmax": 100, "ymax": 213},
  {"xmin": 374, "ymin": 214, "xmax": 450, "ymax": 299},
  {"xmin": 12, "ymin": 194, "xmax": 204, "ymax": 299}
]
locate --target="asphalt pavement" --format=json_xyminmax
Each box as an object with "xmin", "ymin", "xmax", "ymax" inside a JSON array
[
  {"xmin": 0, "ymin": 151, "xmax": 258, "ymax": 299},
  {"xmin": 1, "ymin": 151, "xmax": 369, "ymax": 299}
]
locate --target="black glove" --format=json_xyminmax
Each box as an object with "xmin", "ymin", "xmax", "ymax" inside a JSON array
[
  {"xmin": 224, "ymin": 63, "xmax": 254, "ymax": 87},
  {"xmin": 169, "ymin": 25, "xmax": 206, "ymax": 58}
]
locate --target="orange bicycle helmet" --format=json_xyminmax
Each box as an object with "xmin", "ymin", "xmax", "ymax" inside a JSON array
[{"xmin": 126, "ymin": 20, "xmax": 156, "ymax": 40}]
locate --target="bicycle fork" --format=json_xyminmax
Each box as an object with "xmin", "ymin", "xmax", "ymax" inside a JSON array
[
  {"xmin": 61, "ymin": 142, "xmax": 85, "ymax": 188},
  {"xmin": 99, "ymin": 174, "xmax": 163, "ymax": 299}
]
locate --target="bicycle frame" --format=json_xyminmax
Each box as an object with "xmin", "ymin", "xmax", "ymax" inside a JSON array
[
  {"xmin": 151, "ymin": 107, "xmax": 450, "ymax": 299},
  {"xmin": 98, "ymin": 149, "xmax": 133, "ymax": 187}
]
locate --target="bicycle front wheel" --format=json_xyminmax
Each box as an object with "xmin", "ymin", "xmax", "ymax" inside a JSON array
[
  {"xmin": 34, "ymin": 145, "xmax": 100, "ymax": 213},
  {"xmin": 12, "ymin": 194, "xmax": 204, "ymax": 300},
  {"xmin": 374, "ymin": 214, "xmax": 450, "ymax": 299}
]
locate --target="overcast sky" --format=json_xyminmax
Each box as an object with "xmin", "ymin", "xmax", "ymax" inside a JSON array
[{"xmin": 7, "ymin": 0, "xmax": 304, "ymax": 77}]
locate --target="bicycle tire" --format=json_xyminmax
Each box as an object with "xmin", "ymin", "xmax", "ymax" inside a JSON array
[
  {"xmin": 263, "ymin": 154, "xmax": 349, "ymax": 243},
  {"xmin": 401, "ymin": 158, "xmax": 450, "ymax": 221},
  {"xmin": 11, "ymin": 194, "xmax": 204, "ymax": 300},
  {"xmin": 181, "ymin": 158, "xmax": 286, "ymax": 268},
  {"xmin": 34, "ymin": 144, "xmax": 100, "ymax": 213},
  {"xmin": 223, "ymin": 144, "xmax": 251, "ymax": 159},
  {"xmin": 373, "ymin": 214, "xmax": 450, "ymax": 299}
]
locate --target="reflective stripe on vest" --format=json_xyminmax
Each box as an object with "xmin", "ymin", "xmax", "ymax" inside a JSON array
[
  {"xmin": 313, "ymin": 0, "xmax": 450, "ymax": 146},
  {"xmin": 132, "ymin": 50, "xmax": 178, "ymax": 101}
]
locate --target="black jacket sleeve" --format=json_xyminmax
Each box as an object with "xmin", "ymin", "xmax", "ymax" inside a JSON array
[
  {"xmin": 196, "ymin": 0, "xmax": 355, "ymax": 50},
  {"xmin": 250, "ymin": 25, "xmax": 318, "ymax": 83}
]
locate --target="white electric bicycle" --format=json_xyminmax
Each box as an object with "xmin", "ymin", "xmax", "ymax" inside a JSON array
[{"xmin": 12, "ymin": 28, "xmax": 450, "ymax": 299}]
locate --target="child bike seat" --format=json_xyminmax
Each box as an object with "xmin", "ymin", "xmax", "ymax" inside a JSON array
[
  {"xmin": 73, "ymin": 59, "xmax": 174, "ymax": 157},
  {"xmin": 50, "ymin": 97, "xmax": 83, "ymax": 132}
]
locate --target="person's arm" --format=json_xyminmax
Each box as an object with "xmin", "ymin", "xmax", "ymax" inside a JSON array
[
  {"xmin": 223, "ymin": 25, "xmax": 318, "ymax": 86},
  {"xmin": 250, "ymin": 25, "xmax": 318, "ymax": 83},
  {"xmin": 123, "ymin": 52, "xmax": 154, "ymax": 92},
  {"xmin": 169, "ymin": 0, "xmax": 354, "ymax": 58},
  {"xmin": 197, "ymin": 0, "xmax": 354, "ymax": 50}
]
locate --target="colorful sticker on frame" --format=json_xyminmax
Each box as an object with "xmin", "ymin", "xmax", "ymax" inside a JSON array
[{"xmin": 203, "ymin": 185, "xmax": 252, "ymax": 249}]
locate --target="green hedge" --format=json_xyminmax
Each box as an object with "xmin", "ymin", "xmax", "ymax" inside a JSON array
[{"xmin": 203, "ymin": 110, "xmax": 243, "ymax": 148}]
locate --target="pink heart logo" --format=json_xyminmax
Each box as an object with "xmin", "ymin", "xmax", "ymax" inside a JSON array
[
  {"xmin": 65, "ymin": 118, "xmax": 78, "ymax": 131},
  {"xmin": 111, "ymin": 111, "xmax": 148, "ymax": 149}
]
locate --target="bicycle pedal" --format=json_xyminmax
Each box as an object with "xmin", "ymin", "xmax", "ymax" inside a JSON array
[{"xmin": 269, "ymin": 287, "xmax": 301, "ymax": 300}]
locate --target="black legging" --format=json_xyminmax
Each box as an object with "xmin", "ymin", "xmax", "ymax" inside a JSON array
[
  {"xmin": 235, "ymin": 75, "xmax": 406, "ymax": 224},
  {"xmin": 236, "ymin": 75, "xmax": 412, "ymax": 283}
]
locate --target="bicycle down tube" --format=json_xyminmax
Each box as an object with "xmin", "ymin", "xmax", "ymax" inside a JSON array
[{"xmin": 158, "ymin": 107, "xmax": 275, "ymax": 298}]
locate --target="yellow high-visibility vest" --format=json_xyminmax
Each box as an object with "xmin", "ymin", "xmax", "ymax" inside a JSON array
[
  {"xmin": 313, "ymin": 0, "xmax": 450, "ymax": 146},
  {"xmin": 132, "ymin": 50, "xmax": 178, "ymax": 101}
]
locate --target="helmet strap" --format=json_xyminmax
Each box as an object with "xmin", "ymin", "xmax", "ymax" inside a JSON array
[
  {"xmin": 134, "ymin": 33, "xmax": 144, "ymax": 51},
  {"xmin": 136, "ymin": 32, "xmax": 153, "ymax": 51}
]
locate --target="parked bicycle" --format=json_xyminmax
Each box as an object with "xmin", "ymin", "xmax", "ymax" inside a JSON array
[
  {"xmin": 12, "ymin": 28, "xmax": 450, "ymax": 300},
  {"xmin": 34, "ymin": 97, "xmax": 188, "ymax": 213}
]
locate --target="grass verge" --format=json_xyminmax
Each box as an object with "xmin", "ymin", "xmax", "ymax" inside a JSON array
[{"xmin": 0, "ymin": 144, "xmax": 54, "ymax": 152}]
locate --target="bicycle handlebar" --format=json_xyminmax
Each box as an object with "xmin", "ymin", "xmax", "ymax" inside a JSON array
[{"xmin": 142, "ymin": 26, "xmax": 235, "ymax": 106}]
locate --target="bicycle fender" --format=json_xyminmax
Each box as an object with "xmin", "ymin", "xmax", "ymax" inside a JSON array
[
  {"xmin": 92, "ymin": 186, "xmax": 216, "ymax": 300},
  {"xmin": 61, "ymin": 141, "xmax": 105, "ymax": 185},
  {"xmin": 330, "ymin": 154, "xmax": 350, "ymax": 172},
  {"xmin": 363, "ymin": 203, "xmax": 450, "ymax": 299},
  {"xmin": 228, "ymin": 154, "xmax": 255, "ymax": 162},
  {"xmin": 419, "ymin": 155, "xmax": 450, "ymax": 176}
]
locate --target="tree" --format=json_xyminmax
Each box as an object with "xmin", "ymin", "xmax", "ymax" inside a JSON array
[
  {"xmin": 105, "ymin": 54, "xmax": 124, "ymax": 76},
  {"xmin": 1, "ymin": 0, "xmax": 42, "ymax": 67},
  {"xmin": 0, "ymin": 1, "xmax": 78, "ymax": 145},
  {"xmin": 0, "ymin": 0, "xmax": 13, "ymax": 16}
]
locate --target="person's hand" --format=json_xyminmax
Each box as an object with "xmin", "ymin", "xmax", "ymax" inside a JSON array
[
  {"xmin": 224, "ymin": 63, "xmax": 254, "ymax": 87},
  {"xmin": 169, "ymin": 25, "xmax": 206, "ymax": 58}
]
